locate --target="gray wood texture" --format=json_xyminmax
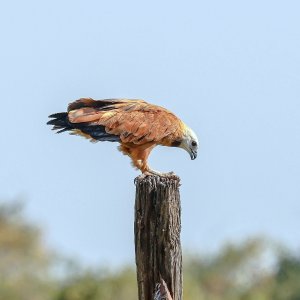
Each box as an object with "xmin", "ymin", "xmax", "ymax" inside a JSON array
[{"xmin": 134, "ymin": 175, "xmax": 182, "ymax": 300}]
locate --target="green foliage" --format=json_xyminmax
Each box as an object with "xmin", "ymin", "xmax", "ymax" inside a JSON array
[
  {"xmin": 1, "ymin": 200, "xmax": 300, "ymax": 300},
  {"xmin": 183, "ymin": 239, "xmax": 272, "ymax": 300},
  {"xmin": 272, "ymin": 255, "xmax": 300, "ymax": 300},
  {"xmin": 0, "ymin": 201, "xmax": 56, "ymax": 300},
  {"xmin": 56, "ymin": 268, "xmax": 137, "ymax": 300}
]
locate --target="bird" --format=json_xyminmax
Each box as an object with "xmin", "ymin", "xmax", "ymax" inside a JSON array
[{"xmin": 47, "ymin": 98, "xmax": 198, "ymax": 176}]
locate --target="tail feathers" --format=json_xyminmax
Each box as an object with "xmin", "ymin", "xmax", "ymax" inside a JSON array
[
  {"xmin": 47, "ymin": 112, "xmax": 71, "ymax": 133},
  {"xmin": 47, "ymin": 111, "xmax": 120, "ymax": 142}
]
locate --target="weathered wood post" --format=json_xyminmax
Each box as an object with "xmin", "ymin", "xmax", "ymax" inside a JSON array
[{"xmin": 134, "ymin": 175, "xmax": 182, "ymax": 300}]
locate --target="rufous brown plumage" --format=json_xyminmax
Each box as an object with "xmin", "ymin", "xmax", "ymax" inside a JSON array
[{"xmin": 47, "ymin": 98, "xmax": 198, "ymax": 175}]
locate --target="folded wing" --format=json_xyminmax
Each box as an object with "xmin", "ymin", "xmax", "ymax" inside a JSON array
[{"xmin": 68, "ymin": 98, "xmax": 183, "ymax": 145}]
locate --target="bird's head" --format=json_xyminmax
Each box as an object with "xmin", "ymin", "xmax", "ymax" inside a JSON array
[{"xmin": 179, "ymin": 126, "xmax": 199, "ymax": 160}]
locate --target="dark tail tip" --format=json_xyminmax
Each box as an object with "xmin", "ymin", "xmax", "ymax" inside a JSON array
[
  {"xmin": 48, "ymin": 112, "xmax": 68, "ymax": 119},
  {"xmin": 47, "ymin": 112, "xmax": 71, "ymax": 133}
]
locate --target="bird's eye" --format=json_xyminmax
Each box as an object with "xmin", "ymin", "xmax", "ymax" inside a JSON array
[{"xmin": 191, "ymin": 141, "xmax": 197, "ymax": 147}]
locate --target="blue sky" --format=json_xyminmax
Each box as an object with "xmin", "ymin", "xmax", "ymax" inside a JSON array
[{"xmin": 1, "ymin": 0, "xmax": 299, "ymax": 266}]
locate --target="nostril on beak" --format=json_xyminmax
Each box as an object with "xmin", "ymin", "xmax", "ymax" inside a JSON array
[
  {"xmin": 190, "ymin": 150, "xmax": 197, "ymax": 160},
  {"xmin": 190, "ymin": 151, "xmax": 197, "ymax": 160}
]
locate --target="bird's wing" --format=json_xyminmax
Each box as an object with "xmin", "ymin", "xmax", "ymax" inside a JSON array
[{"xmin": 68, "ymin": 98, "xmax": 183, "ymax": 145}]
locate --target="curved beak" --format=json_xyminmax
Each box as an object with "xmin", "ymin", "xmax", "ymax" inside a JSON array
[{"xmin": 190, "ymin": 150, "xmax": 197, "ymax": 160}]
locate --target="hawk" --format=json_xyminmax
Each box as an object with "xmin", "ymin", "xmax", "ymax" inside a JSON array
[{"xmin": 47, "ymin": 98, "xmax": 198, "ymax": 175}]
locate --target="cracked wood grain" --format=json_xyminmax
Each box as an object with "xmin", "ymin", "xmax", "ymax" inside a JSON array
[{"xmin": 134, "ymin": 175, "xmax": 182, "ymax": 300}]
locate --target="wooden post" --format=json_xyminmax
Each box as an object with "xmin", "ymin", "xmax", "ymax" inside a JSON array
[{"xmin": 134, "ymin": 175, "xmax": 182, "ymax": 300}]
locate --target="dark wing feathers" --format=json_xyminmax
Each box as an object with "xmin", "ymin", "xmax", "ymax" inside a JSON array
[
  {"xmin": 47, "ymin": 108, "xmax": 120, "ymax": 142},
  {"xmin": 73, "ymin": 123, "xmax": 120, "ymax": 142},
  {"xmin": 48, "ymin": 112, "xmax": 69, "ymax": 119},
  {"xmin": 47, "ymin": 112, "xmax": 72, "ymax": 133},
  {"xmin": 67, "ymin": 98, "xmax": 134, "ymax": 112}
]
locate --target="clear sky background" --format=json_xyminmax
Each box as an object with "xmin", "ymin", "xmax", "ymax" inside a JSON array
[{"xmin": 0, "ymin": 0, "xmax": 299, "ymax": 266}]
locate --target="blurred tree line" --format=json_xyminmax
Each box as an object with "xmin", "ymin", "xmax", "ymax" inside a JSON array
[{"xmin": 1, "ymin": 201, "xmax": 300, "ymax": 300}]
